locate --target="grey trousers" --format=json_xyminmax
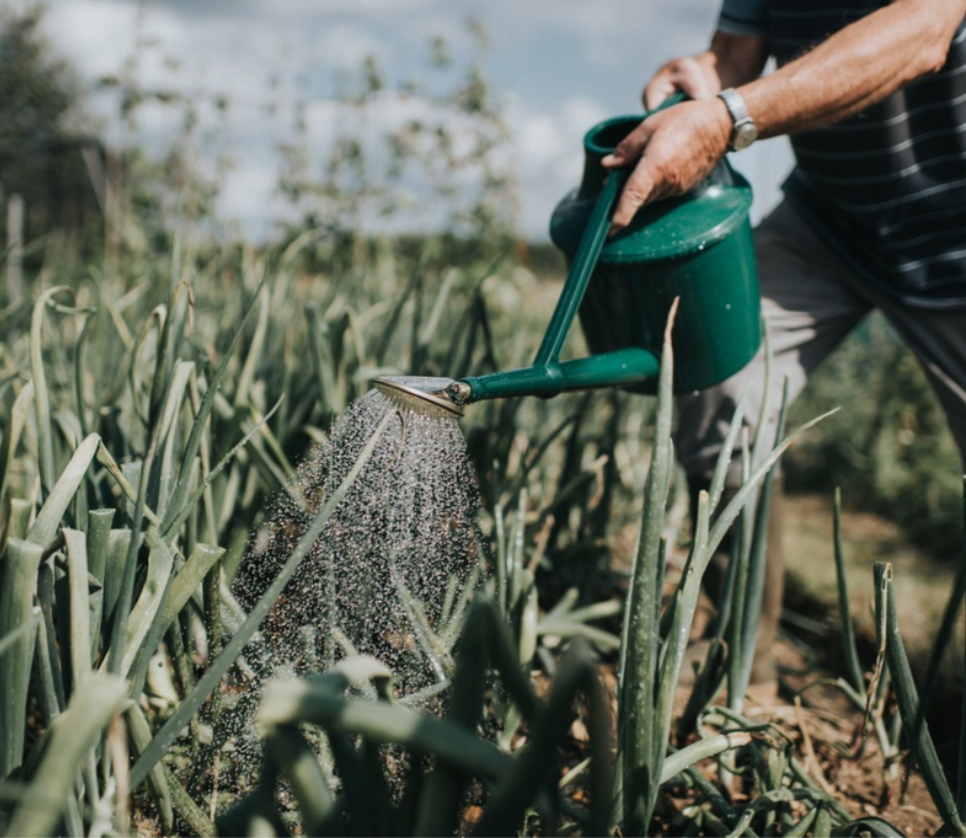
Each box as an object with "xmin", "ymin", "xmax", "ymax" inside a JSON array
[{"xmin": 675, "ymin": 199, "xmax": 966, "ymax": 483}]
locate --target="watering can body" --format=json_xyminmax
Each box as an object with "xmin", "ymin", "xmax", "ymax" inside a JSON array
[
  {"xmin": 375, "ymin": 108, "xmax": 762, "ymax": 415},
  {"xmin": 550, "ymin": 115, "xmax": 761, "ymax": 395}
]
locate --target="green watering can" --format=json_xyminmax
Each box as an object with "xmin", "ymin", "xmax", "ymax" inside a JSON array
[{"xmin": 375, "ymin": 103, "xmax": 760, "ymax": 418}]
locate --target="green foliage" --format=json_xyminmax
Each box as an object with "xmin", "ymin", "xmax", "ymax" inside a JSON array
[
  {"xmin": 3, "ymin": 221, "xmax": 963, "ymax": 837},
  {"xmin": 0, "ymin": 5, "xmax": 84, "ymax": 179},
  {"xmin": 873, "ymin": 562, "xmax": 965, "ymax": 836},
  {"xmin": 0, "ymin": 185, "xmax": 615, "ymax": 833},
  {"xmin": 785, "ymin": 312, "xmax": 963, "ymax": 555}
]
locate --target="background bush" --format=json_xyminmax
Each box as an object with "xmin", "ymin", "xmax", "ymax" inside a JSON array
[{"xmin": 785, "ymin": 312, "xmax": 963, "ymax": 557}]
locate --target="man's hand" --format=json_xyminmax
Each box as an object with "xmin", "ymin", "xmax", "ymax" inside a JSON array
[
  {"xmin": 601, "ymin": 99, "xmax": 732, "ymax": 232},
  {"xmin": 604, "ymin": 32, "xmax": 768, "ymax": 232},
  {"xmin": 643, "ymin": 54, "xmax": 724, "ymax": 111}
]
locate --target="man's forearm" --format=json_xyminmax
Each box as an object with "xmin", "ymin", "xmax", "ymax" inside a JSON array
[
  {"xmin": 608, "ymin": 0, "xmax": 966, "ymax": 227},
  {"xmin": 705, "ymin": 30, "xmax": 770, "ymax": 91},
  {"xmin": 740, "ymin": 0, "xmax": 966, "ymax": 139}
]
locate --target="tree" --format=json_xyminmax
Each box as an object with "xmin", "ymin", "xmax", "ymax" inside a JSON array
[{"xmin": 0, "ymin": 4, "xmax": 100, "ymax": 252}]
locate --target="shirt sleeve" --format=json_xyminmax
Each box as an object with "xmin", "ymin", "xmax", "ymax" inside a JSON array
[{"xmin": 717, "ymin": 0, "xmax": 768, "ymax": 37}]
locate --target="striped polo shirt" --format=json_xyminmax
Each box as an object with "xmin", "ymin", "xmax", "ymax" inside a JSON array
[{"xmin": 719, "ymin": 0, "xmax": 966, "ymax": 309}]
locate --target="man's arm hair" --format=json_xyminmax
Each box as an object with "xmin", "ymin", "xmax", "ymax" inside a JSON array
[{"xmin": 740, "ymin": 0, "xmax": 966, "ymax": 140}]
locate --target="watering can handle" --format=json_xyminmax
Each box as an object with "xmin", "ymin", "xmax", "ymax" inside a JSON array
[{"xmin": 653, "ymin": 91, "xmax": 686, "ymax": 112}]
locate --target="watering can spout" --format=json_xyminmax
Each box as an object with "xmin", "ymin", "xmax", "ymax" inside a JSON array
[
  {"xmin": 374, "ymin": 347, "xmax": 663, "ymax": 418},
  {"xmin": 457, "ymin": 348, "xmax": 662, "ymax": 403}
]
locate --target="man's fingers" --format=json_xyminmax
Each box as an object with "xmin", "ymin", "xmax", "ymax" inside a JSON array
[
  {"xmin": 643, "ymin": 57, "xmax": 720, "ymax": 110},
  {"xmin": 603, "ymin": 121, "xmax": 658, "ymax": 229},
  {"xmin": 610, "ymin": 166, "xmax": 655, "ymax": 231},
  {"xmin": 603, "ymin": 120, "xmax": 653, "ymax": 168}
]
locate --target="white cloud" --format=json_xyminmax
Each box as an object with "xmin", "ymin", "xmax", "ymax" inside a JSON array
[
  {"xmin": 29, "ymin": 0, "xmax": 791, "ymax": 242},
  {"xmin": 216, "ymin": 155, "xmax": 289, "ymax": 238},
  {"xmin": 219, "ymin": 0, "xmax": 440, "ymax": 17},
  {"xmin": 312, "ymin": 23, "xmax": 384, "ymax": 68},
  {"xmin": 40, "ymin": 0, "xmax": 141, "ymax": 78},
  {"xmin": 507, "ymin": 95, "xmax": 611, "ymax": 238}
]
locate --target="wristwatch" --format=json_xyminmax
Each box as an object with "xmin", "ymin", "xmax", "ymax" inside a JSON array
[{"xmin": 717, "ymin": 87, "xmax": 758, "ymax": 152}]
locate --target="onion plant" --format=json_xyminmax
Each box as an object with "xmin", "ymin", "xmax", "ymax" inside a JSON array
[
  {"xmin": 0, "ymin": 236, "xmax": 517, "ymax": 835},
  {"xmin": 1, "ymin": 228, "xmax": 963, "ymax": 838}
]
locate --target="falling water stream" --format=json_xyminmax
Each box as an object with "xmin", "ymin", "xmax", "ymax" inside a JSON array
[{"xmin": 220, "ymin": 387, "xmax": 483, "ymax": 795}]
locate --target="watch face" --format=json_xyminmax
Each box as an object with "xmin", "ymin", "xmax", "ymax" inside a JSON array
[{"xmin": 733, "ymin": 122, "xmax": 758, "ymax": 151}]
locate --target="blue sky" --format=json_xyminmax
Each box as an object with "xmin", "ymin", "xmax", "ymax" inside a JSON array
[{"xmin": 32, "ymin": 0, "xmax": 793, "ymax": 241}]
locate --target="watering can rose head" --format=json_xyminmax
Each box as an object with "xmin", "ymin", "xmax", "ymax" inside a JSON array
[{"xmin": 374, "ymin": 376, "xmax": 466, "ymax": 417}]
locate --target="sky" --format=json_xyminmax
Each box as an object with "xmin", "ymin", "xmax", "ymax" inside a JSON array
[{"xmin": 29, "ymin": 0, "xmax": 794, "ymax": 242}]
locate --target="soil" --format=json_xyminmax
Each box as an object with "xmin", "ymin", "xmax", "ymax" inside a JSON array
[
  {"xmin": 754, "ymin": 639, "xmax": 941, "ymax": 838},
  {"xmin": 661, "ymin": 491, "xmax": 960, "ymax": 837},
  {"xmin": 595, "ymin": 489, "xmax": 959, "ymax": 836},
  {"xmin": 549, "ymin": 636, "xmax": 943, "ymax": 837}
]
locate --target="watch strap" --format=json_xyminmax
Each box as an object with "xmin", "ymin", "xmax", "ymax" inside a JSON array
[{"xmin": 717, "ymin": 87, "xmax": 757, "ymax": 152}]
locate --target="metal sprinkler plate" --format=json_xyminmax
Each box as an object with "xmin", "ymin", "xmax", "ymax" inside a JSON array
[{"xmin": 373, "ymin": 376, "xmax": 464, "ymax": 418}]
